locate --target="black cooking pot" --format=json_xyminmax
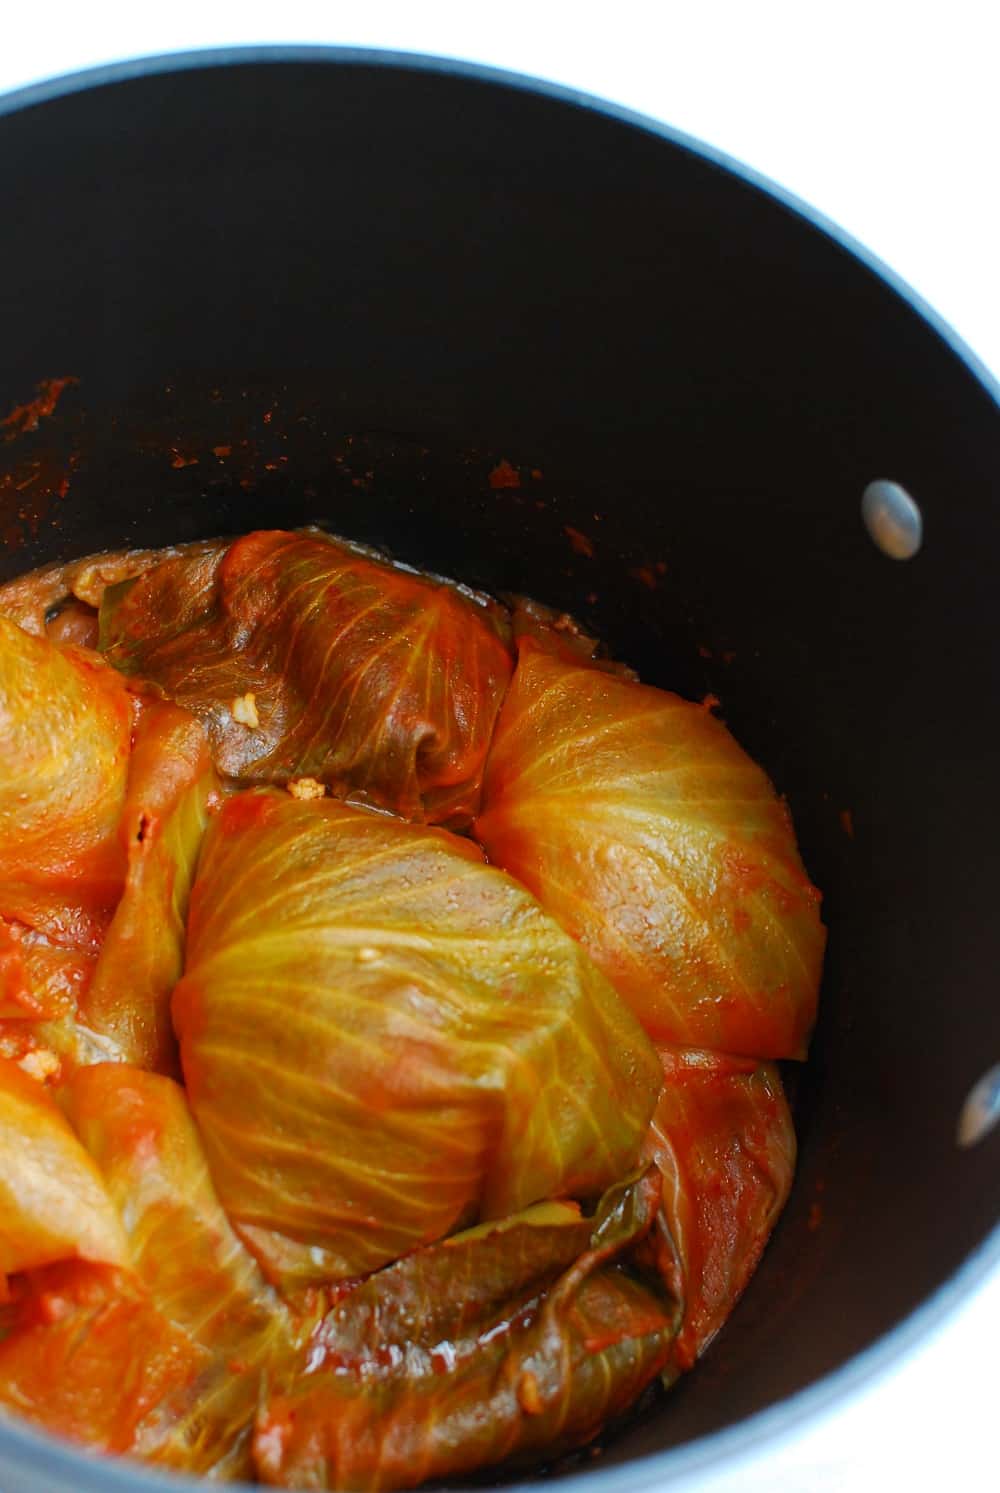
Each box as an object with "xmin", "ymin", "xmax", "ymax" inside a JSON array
[{"xmin": 1, "ymin": 46, "xmax": 998, "ymax": 1493}]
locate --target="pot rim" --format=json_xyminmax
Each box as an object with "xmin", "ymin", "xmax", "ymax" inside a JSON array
[{"xmin": 0, "ymin": 42, "xmax": 997, "ymax": 1493}]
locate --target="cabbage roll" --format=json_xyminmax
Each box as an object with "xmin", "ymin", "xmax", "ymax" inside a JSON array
[
  {"xmin": 253, "ymin": 1169, "xmax": 679, "ymax": 1491},
  {"xmin": 0, "ymin": 541, "xmax": 210, "ymax": 637},
  {"xmin": 83, "ymin": 700, "xmax": 219, "ymax": 1072},
  {"xmin": 65, "ymin": 1065, "xmax": 303, "ymax": 1476},
  {"xmin": 642, "ymin": 1047, "xmax": 796, "ymax": 1370},
  {"xmin": 0, "ymin": 1057, "xmax": 127, "ymax": 1295},
  {"xmin": 475, "ymin": 640, "xmax": 825, "ymax": 1059},
  {"xmin": 172, "ymin": 791, "xmax": 661, "ymax": 1289},
  {"xmin": 0, "ymin": 1261, "xmax": 205, "ymax": 1456},
  {"xmin": 99, "ymin": 530, "xmax": 513, "ymax": 826},
  {"xmin": 0, "ymin": 617, "xmax": 131, "ymax": 950}
]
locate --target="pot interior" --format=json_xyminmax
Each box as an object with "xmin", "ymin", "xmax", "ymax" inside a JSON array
[{"xmin": 1, "ymin": 51, "xmax": 999, "ymax": 1488}]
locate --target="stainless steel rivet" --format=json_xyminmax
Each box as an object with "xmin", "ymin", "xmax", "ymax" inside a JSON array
[
  {"xmin": 861, "ymin": 480, "xmax": 923, "ymax": 560},
  {"xmin": 957, "ymin": 1063, "xmax": 1000, "ymax": 1148}
]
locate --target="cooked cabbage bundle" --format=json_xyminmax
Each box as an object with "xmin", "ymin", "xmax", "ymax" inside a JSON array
[
  {"xmin": 172, "ymin": 791, "xmax": 661, "ymax": 1289},
  {"xmin": 64, "ymin": 1065, "xmax": 303, "ymax": 1475},
  {"xmin": 83, "ymin": 700, "xmax": 219, "ymax": 1072},
  {"xmin": 0, "ymin": 541, "xmax": 206, "ymax": 637},
  {"xmin": 641, "ymin": 1047, "xmax": 796, "ymax": 1371},
  {"xmin": 0, "ymin": 1063, "xmax": 306, "ymax": 1474},
  {"xmin": 475, "ymin": 639, "xmax": 825, "ymax": 1059},
  {"xmin": 0, "ymin": 617, "xmax": 131, "ymax": 950},
  {"xmin": 253, "ymin": 1169, "xmax": 679, "ymax": 1491},
  {"xmin": 0, "ymin": 1056, "xmax": 127, "ymax": 1295},
  {"xmin": 0, "ymin": 1261, "xmax": 206, "ymax": 1457},
  {"xmin": 99, "ymin": 530, "xmax": 514, "ymax": 825}
]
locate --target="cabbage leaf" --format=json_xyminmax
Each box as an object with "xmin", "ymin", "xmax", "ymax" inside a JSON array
[
  {"xmin": 0, "ymin": 919, "xmax": 93, "ymax": 1023},
  {"xmin": 99, "ymin": 530, "xmax": 513, "ymax": 826},
  {"xmin": 173, "ymin": 791, "xmax": 661, "ymax": 1289},
  {"xmin": 65, "ymin": 1064, "xmax": 303, "ymax": 1476},
  {"xmin": 0, "ymin": 1067, "xmax": 306, "ymax": 1476},
  {"xmin": 0, "ymin": 1261, "xmax": 206, "ymax": 1455},
  {"xmin": 475, "ymin": 640, "xmax": 825, "ymax": 1058},
  {"xmin": 0, "ymin": 618, "xmax": 131, "ymax": 950},
  {"xmin": 0, "ymin": 1056, "xmax": 127, "ymax": 1293},
  {"xmin": 253, "ymin": 1169, "xmax": 679, "ymax": 1490},
  {"xmin": 83, "ymin": 700, "xmax": 219, "ymax": 1072},
  {"xmin": 642, "ymin": 1047, "xmax": 796, "ymax": 1370}
]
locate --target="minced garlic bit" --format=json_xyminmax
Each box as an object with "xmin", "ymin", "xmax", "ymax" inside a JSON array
[
  {"xmin": 287, "ymin": 776, "xmax": 326, "ymax": 801},
  {"xmin": 18, "ymin": 1049, "xmax": 60, "ymax": 1082},
  {"xmin": 231, "ymin": 692, "xmax": 260, "ymax": 729}
]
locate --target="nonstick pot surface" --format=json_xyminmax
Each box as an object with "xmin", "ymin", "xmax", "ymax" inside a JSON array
[{"xmin": 1, "ymin": 47, "xmax": 999, "ymax": 1493}]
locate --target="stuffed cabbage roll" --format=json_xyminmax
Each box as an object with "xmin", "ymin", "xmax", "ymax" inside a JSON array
[
  {"xmin": 83, "ymin": 701, "xmax": 219, "ymax": 1073},
  {"xmin": 0, "ymin": 540, "xmax": 211, "ymax": 637},
  {"xmin": 475, "ymin": 640, "xmax": 825, "ymax": 1059},
  {"xmin": 641, "ymin": 1047, "xmax": 796, "ymax": 1370},
  {"xmin": 0, "ymin": 1261, "xmax": 206, "ymax": 1457},
  {"xmin": 172, "ymin": 791, "xmax": 661, "ymax": 1289},
  {"xmin": 0, "ymin": 1057, "xmax": 127, "ymax": 1296},
  {"xmin": 99, "ymin": 530, "xmax": 514, "ymax": 825},
  {"xmin": 0, "ymin": 617, "xmax": 131, "ymax": 950},
  {"xmin": 253, "ymin": 1169, "xmax": 680, "ymax": 1491},
  {"xmin": 65, "ymin": 1065, "xmax": 303, "ymax": 1476}
]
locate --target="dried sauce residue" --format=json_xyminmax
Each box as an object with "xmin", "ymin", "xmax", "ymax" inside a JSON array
[
  {"xmin": 488, "ymin": 459, "xmax": 520, "ymax": 491},
  {"xmin": 1, "ymin": 377, "xmax": 77, "ymax": 441},
  {"xmin": 564, "ymin": 526, "xmax": 595, "ymax": 559},
  {"xmin": 630, "ymin": 560, "xmax": 667, "ymax": 591},
  {"xmin": 0, "ymin": 379, "xmax": 82, "ymax": 551}
]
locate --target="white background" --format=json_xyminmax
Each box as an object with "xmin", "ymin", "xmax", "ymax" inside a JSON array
[{"xmin": 2, "ymin": 4, "xmax": 998, "ymax": 1491}]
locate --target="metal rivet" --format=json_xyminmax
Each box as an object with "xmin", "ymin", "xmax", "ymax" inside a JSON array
[
  {"xmin": 957, "ymin": 1063, "xmax": 1000, "ymax": 1148},
  {"xmin": 861, "ymin": 480, "xmax": 923, "ymax": 560}
]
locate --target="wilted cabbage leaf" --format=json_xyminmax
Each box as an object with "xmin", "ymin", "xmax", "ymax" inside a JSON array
[
  {"xmin": 641, "ymin": 1047, "xmax": 796, "ymax": 1371},
  {"xmin": 0, "ymin": 1056, "xmax": 127, "ymax": 1294},
  {"xmin": 0, "ymin": 918, "xmax": 93, "ymax": 1023},
  {"xmin": 65, "ymin": 1064, "xmax": 303, "ymax": 1476},
  {"xmin": 99, "ymin": 530, "xmax": 514, "ymax": 825},
  {"xmin": 0, "ymin": 1008, "xmax": 128, "ymax": 1088},
  {"xmin": 0, "ymin": 927, "xmax": 121, "ymax": 1081},
  {"xmin": 0, "ymin": 1261, "xmax": 206, "ymax": 1454},
  {"xmin": 475, "ymin": 640, "xmax": 825, "ymax": 1059},
  {"xmin": 172, "ymin": 791, "xmax": 661, "ymax": 1289},
  {"xmin": 44, "ymin": 600, "xmax": 100, "ymax": 650},
  {"xmin": 0, "ymin": 617, "xmax": 131, "ymax": 950},
  {"xmin": 0, "ymin": 541, "xmax": 211, "ymax": 637},
  {"xmin": 83, "ymin": 700, "xmax": 219, "ymax": 1073},
  {"xmin": 253, "ymin": 1169, "xmax": 680, "ymax": 1491}
]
